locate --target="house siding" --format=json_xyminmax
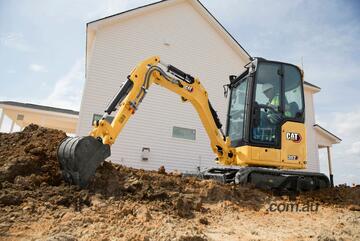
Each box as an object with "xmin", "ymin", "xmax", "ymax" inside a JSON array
[
  {"xmin": 78, "ymin": 0, "xmax": 322, "ymax": 174},
  {"xmin": 304, "ymin": 89, "xmax": 320, "ymax": 172},
  {"xmin": 78, "ymin": 1, "xmax": 248, "ymax": 172}
]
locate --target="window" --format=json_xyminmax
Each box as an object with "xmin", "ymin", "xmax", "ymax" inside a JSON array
[
  {"xmin": 250, "ymin": 62, "xmax": 305, "ymax": 147},
  {"xmin": 16, "ymin": 114, "xmax": 24, "ymax": 121},
  {"xmin": 172, "ymin": 126, "xmax": 196, "ymax": 140},
  {"xmin": 254, "ymin": 63, "xmax": 281, "ymax": 107},
  {"xmin": 251, "ymin": 62, "xmax": 282, "ymax": 145},
  {"xmin": 227, "ymin": 77, "xmax": 248, "ymax": 146},
  {"xmin": 283, "ymin": 65, "xmax": 304, "ymax": 119},
  {"xmin": 92, "ymin": 114, "xmax": 114, "ymax": 125}
]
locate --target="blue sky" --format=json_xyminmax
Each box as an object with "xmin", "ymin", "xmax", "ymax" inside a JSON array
[{"xmin": 1, "ymin": 0, "xmax": 359, "ymax": 184}]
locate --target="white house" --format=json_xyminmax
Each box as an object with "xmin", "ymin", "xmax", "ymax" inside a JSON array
[
  {"xmin": 77, "ymin": 0, "xmax": 340, "ymax": 174},
  {"xmin": 0, "ymin": 101, "xmax": 78, "ymax": 134}
]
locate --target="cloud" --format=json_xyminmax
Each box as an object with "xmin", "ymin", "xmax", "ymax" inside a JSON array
[
  {"xmin": 43, "ymin": 58, "xmax": 85, "ymax": 110},
  {"xmin": 0, "ymin": 32, "xmax": 33, "ymax": 52},
  {"xmin": 205, "ymin": 0, "xmax": 360, "ymax": 184},
  {"xmin": 7, "ymin": 69, "xmax": 16, "ymax": 74},
  {"xmin": 29, "ymin": 64, "xmax": 47, "ymax": 73},
  {"xmin": 328, "ymin": 110, "xmax": 360, "ymax": 137},
  {"xmin": 347, "ymin": 141, "xmax": 360, "ymax": 155},
  {"xmin": 337, "ymin": 173, "xmax": 358, "ymax": 186},
  {"xmin": 210, "ymin": 0, "xmax": 360, "ymax": 80},
  {"xmin": 83, "ymin": 0, "xmax": 130, "ymax": 22},
  {"xmin": 84, "ymin": 0, "xmax": 154, "ymax": 22},
  {"xmin": 318, "ymin": 109, "xmax": 360, "ymax": 184}
]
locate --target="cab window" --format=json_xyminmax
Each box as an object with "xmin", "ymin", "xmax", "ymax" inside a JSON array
[
  {"xmin": 251, "ymin": 62, "xmax": 282, "ymax": 145},
  {"xmin": 283, "ymin": 65, "xmax": 304, "ymax": 120},
  {"xmin": 227, "ymin": 78, "xmax": 248, "ymax": 146}
]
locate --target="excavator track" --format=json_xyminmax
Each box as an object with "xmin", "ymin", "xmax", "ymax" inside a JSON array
[{"xmin": 200, "ymin": 167, "xmax": 330, "ymax": 194}]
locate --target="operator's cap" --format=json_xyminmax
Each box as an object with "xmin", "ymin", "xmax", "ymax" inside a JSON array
[{"xmin": 262, "ymin": 83, "xmax": 274, "ymax": 92}]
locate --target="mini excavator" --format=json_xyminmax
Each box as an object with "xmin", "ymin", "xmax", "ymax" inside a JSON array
[{"xmin": 57, "ymin": 56, "xmax": 330, "ymax": 192}]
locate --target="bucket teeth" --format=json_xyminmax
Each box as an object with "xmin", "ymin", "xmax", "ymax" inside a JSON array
[{"xmin": 57, "ymin": 136, "xmax": 111, "ymax": 187}]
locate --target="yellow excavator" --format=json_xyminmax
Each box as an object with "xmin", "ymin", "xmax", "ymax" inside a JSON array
[{"xmin": 57, "ymin": 56, "xmax": 330, "ymax": 193}]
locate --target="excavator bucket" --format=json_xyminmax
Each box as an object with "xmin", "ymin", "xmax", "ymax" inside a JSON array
[{"xmin": 57, "ymin": 136, "xmax": 111, "ymax": 188}]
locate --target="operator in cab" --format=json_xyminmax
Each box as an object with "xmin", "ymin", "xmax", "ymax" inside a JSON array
[
  {"xmin": 262, "ymin": 83, "xmax": 291, "ymax": 123},
  {"xmin": 262, "ymin": 83, "xmax": 282, "ymax": 124}
]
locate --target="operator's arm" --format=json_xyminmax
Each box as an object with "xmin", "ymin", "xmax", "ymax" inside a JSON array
[{"xmin": 90, "ymin": 56, "xmax": 234, "ymax": 165}]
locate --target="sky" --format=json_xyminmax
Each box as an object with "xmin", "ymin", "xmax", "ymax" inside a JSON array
[{"xmin": 0, "ymin": 0, "xmax": 359, "ymax": 184}]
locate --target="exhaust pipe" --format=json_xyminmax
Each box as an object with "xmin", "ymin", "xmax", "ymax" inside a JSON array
[{"xmin": 57, "ymin": 136, "xmax": 111, "ymax": 187}]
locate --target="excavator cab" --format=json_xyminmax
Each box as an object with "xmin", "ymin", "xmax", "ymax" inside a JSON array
[
  {"xmin": 215, "ymin": 58, "xmax": 329, "ymax": 192},
  {"xmin": 225, "ymin": 58, "xmax": 308, "ymax": 169},
  {"xmin": 227, "ymin": 58, "xmax": 305, "ymax": 150}
]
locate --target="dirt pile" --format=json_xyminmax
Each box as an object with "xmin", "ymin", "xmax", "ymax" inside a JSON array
[
  {"xmin": 0, "ymin": 125, "xmax": 269, "ymax": 240},
  {"xmin": 0, "ymin": 125, "xmax": 359, "ymax": 241},
  {"xmin": 0, "ymin": 124, "xmax": 66, "ymax": 187},
  {"xmin": 0, "ymin": 124, "xmax": 269, "ymax": 212},
  {"xmin": 88, "ymin": 161, "xmax": 269, "ymax": 214},
  {"xmin": 300, "ymin": 184, "xmax": 360, "ymax": 207}
]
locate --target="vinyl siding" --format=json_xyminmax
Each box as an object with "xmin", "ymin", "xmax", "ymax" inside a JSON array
[
  {"xmin": 78, "ymin": 1, "xmax": 321, "ymax": 173},
  {"xmin": 304, "ymin": 90, "xmax": 319, "ymax": 172},
  {"xmin": 78, "ymin": 1, "xmax": 248, "ymax": 173}
]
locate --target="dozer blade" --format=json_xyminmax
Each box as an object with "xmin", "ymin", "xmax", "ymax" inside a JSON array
[{"xmin": 57, "ymin": 136, "xmax": 111, "ymax": 187}]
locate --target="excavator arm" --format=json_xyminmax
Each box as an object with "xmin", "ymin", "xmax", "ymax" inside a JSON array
[{"xmin": 57, "ymin": 56, "xmax": 234, "ymax": 187}]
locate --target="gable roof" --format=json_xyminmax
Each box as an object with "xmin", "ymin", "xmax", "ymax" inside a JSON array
[
  {"xmin": 304, "ymin": 81, "xmax": 321, "ymax": 93},
  {"xmin": 304, "ymin": 81, "xmax": 320, "ymax": 90},
  {"xmin": 86, "ymin": 0, "xmax": 251, "ymax": 70},
  {"xmin": 86, "ymin": 0, "xmax": 321, "ymax": 90},
  {"xmin": 314, "ymin": 124, "xmax": 341, "ymax": 144}
]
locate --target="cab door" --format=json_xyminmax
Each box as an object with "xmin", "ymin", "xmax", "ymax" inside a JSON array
[
  {"xmin": 249, "ymin": 61, "xmax": 306, "ymax": 169},
  {"xmin": 250, "ymin": 62, "xmax": 282, "ymax": 148},
  {"xmin": 280, "ymin": 64, "xmax": 306, "ymax": 168}
]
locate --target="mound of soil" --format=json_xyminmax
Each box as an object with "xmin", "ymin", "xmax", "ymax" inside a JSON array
[
  {"xmin": 89, "ymin": 162, "xmax": 269, "ymax": 212},
  {"xmin": 0, "ymin": 124, "xmax": 66, "ymax": 186},
  {"xmin": 0, "ymin": 125, "xmax": 359, "ymax": 240},
  {"xmin": 0, "ymin": 125, "xmax": 269, "ymax": 213},
  {"xmin": 300, "ymin": 185, "xmax": 360, "ymax": 206}
]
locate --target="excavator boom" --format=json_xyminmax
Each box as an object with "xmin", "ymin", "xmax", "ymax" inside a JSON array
[{"xmin": 57, "ymin": 56, "xmax": 234, "ymax": 187}]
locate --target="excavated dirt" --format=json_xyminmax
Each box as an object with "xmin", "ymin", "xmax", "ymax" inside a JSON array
[{"xmin": 0, "ymin": 125, "xmax": 359, "ymax": 241}]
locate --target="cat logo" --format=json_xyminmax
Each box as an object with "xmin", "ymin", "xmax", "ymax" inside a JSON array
[{"xmin": 286, "ymin": 132, "xmax": 302, "ymax": 143}]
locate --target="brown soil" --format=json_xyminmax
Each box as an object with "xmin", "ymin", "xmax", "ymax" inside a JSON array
[{"xmin": 0, "ymin": 125, "xmax": 359, "ymax": 241}]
